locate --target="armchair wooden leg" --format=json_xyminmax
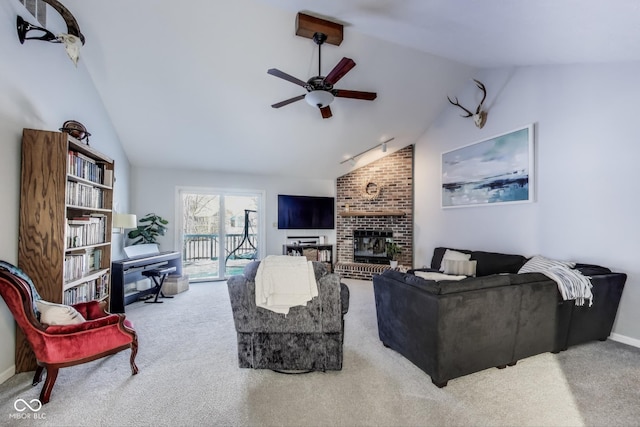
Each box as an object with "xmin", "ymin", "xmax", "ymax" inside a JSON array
[
  {"xmin": 32, "ymin": 366, "xmax": 44, "ymax": 386},
  {"xmin": 130, "ymin": 340, "xmax": 139, "ymax": 375},
  {"xmin": 39, "ymin": 366, "xmax": 59, "ymax": 404}
]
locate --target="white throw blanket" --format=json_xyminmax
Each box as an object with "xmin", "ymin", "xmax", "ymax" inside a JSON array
[
  {"xmin": 255, "ymin": 255, "xmax": 318, "ymax": 315},
  {"xmin": 542, "ymin": 266, "xmax": 594, "ymax": 307},
  {"xmin": 519, "ymin": 255, "xmax": 594, "ymax": 306}
]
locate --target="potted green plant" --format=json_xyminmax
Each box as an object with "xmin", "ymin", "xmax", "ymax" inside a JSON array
[
  {"xmin": 386, "ymin": 242, "xmax": 402, "ymax": 268},
  {"xmin": 127, "ymin": 213, "xmax": 169, "ymax": 245}
]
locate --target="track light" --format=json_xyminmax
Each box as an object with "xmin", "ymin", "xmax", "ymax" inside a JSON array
[{"xmin": 340, "ymin": 137, "xmax": 395, "ymax": 165}]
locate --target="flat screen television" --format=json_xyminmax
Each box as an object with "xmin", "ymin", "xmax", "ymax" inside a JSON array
[{"xmin": 277, "ymin": 194, "xmax": 335, "ymax": 230}]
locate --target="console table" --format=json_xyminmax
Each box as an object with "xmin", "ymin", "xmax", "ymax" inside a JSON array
[{"xmin": 283, "ymin": 244, "xmax": 333, "ymax": 272}]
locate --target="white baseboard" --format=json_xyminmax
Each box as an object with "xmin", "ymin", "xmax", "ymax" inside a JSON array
[
  {"xmin": 610, "ymin": 333, "xmax": 640, "ymax": 349},
  {"xmin": 0, "ymin": 365, "xmax": 15, "ymax": 384}
]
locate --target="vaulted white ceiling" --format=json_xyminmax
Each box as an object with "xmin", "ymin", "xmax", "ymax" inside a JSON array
[{"xmin": 59, "ymin": 0, "xmax": 640, "ymax": 179}]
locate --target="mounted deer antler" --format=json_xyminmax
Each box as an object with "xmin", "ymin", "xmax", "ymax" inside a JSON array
[{"xmin": 447, "ymin": 79, "xmax": 488, "ymax": 128}]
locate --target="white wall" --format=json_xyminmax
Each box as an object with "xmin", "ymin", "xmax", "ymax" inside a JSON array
[
  {"xmin": 415, "ymin": 63, "xmax": 640, "ymax": 344},
  {"xmin": 0, "ymin": 2, "xmax": 131, "ymax": 382},
  {"xmin": 131, "ymin": 167, "xmax": 336, "ymax": 257}
]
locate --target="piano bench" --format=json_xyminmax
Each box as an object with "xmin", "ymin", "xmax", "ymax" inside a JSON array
[{"xmin": 142, "ymin": 266, "xmax": 177, "ymax": 303}]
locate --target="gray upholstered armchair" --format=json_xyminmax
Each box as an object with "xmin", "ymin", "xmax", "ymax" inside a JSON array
[{"xmin": 227, "ymin": 260, "xmax": 349, "ymax": 371}]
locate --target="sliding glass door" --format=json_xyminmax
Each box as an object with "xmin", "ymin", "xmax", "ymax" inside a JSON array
[{"xmin": 177, "ymin": 188, "xmax": 263, "ymax": 282}]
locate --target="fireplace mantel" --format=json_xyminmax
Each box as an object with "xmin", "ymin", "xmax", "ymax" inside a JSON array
[{"xmin": 339, "ymin": 210, "xmax": 405, "ymax": 217}]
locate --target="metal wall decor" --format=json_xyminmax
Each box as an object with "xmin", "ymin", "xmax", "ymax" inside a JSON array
[
  {"xmin": 447, "ymin": 79, "xmax": 488, "ymax": 129},
  {"xmin": 361, "ymin": 181, "xmax": 382, "ymax": 201},
  {"xmin": 16, "ymin": 0, "xmax": 85, "ymax": 65}
]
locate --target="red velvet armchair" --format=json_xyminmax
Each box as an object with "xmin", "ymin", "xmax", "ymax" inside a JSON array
[{"xmin": 0, "ymin": 264, "xmax": 138, "ymax": 404}]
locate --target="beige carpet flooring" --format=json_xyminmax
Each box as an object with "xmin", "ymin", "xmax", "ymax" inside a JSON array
[{"xmin": 0, "ymin": 278, "xmax": 639, "ymax": 427}]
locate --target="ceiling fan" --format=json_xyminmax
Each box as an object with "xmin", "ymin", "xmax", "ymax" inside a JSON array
[{"xmin": 268, "ymin": 32, "xmax": 377, "ymax": 119}]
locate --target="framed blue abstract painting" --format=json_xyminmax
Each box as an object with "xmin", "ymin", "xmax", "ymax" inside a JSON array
[{"xmin": 442, "ymin": 124, "xmax": 535, "ymax": 208}]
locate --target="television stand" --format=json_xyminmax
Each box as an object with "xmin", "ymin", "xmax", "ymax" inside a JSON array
[{"xmin": 283, "ymin": 244, "xmax": 333, "ymax": 272}]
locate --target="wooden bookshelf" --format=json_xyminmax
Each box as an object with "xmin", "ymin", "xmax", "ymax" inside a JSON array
[{"xmin": 17, "ymin": 128, "xmax": 115, "ymax": 372}]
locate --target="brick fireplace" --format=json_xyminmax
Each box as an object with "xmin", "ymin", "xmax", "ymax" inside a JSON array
[{"xmin": 335, "ymin": 145, "xmax": 414, "ymax": 279}]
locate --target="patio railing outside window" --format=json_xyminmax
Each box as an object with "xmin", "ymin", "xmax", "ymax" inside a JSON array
[{"xmin": 183, "ymin": 233, "xmax": 257, "ymax": 263}]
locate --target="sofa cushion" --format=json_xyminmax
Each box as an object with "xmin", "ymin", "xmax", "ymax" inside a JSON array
[
  {"xmin": 431, "ymin": 247, "xmax": 527, "ymax": 276},
  {"xmin": 439, "ymin": 249, "xmax": 472, "ymax": 270},
  {"xmin": 36, "ymin": 300, "xmax": 86, "ymax": 325},
  {"xmin": 471, "ymin": 251, "xmax": 528, "ymax": 276},
  {"xmin": 442, "ymin": 259, "xmax": 477, "ymax": 276},
  {"xmin": 574, "ymin": 264, "xmax": 612, "ymax": 276},
  {"xmin": 431, "ymin": 247, "xmax": 472, "ymax": 270},
  {"xmin": 415, "ymin": 271, "xmax": 466, "ymax": 281}
]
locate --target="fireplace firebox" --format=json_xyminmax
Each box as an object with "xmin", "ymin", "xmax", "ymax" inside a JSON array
[{"xmin": 353, "ymin": 230, "xmax": 393, "ymax": 264}]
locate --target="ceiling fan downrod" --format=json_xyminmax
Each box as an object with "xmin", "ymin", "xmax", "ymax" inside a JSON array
[{"xmin": 313, "ymin": 32, "xmax": 327, "ymax": 77}]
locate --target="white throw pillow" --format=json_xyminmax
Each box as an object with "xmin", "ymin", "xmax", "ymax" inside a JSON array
[
  {"xmin": 518, "ymin": 255, "xmax": 575, "ymax": 274},
  {"xmin": 36, "ymin": 300, "xmax": 86, "ymax": 325},
  {"xmin": 415, "ymin": 271, "xmax": 467, "ymax": 281},
  {"xmin": 442, "ymin": 259, "xmax": 477, "ymax": 276},
  {"xmin": 439, "ymin": 249, "xmax": 471, "ymax": 271}
]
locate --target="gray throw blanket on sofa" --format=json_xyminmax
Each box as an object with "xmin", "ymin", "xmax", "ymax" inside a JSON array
[
  {"xmin": 519, "ymin": 255, "xmax": 593, "ymax": 306},
  {"xmin": 542, "ymin": 266, "xmax": 594, "ymax": 307}
]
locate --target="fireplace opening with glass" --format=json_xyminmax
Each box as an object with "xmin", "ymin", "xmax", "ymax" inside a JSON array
[{"xmin": 353, "ymin": 230, "xmax": 393, "ymax": 264}]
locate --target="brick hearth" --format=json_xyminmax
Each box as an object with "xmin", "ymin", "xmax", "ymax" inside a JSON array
[{"xmin": 335, "ymin": 262, "xmax": 393, "ymax": 280}]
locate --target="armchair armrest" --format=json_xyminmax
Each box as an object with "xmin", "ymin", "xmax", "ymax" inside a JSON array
[{"xmin": 36, "ymin": 313, "xmax": 135, "ymax": 365}]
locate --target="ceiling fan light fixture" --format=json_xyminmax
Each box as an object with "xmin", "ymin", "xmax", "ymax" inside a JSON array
[{"xmin": 305, "ymin": 90, "xmax": 334, "ymax": 108}]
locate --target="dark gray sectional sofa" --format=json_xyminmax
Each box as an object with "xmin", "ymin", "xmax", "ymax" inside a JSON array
[{"xmin": 373, "ymin": 247, "xmax": 626, "ymax": 387}]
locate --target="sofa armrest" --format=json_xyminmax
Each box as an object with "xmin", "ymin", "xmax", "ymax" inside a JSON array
[
  {"xmin": 566, "ymin": 272, "xmax": 626, "ymax": 346},
  {"xmin": 316, "ymin": 272, "xmax": 346, "ymax": 332},
  {"xmin": 340, "ymin": 283, "xmax": 350, "ymax": 315},
  {"xmin": 226, "ymin": 274, "xmax": 255, "ymax": 333}
]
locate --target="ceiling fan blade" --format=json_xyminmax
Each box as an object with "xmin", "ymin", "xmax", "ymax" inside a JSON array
[
  {"xmin": 334, "ymin": 90, "xmax": 377, "ymax": 101},
  {"xmin": 320, "ymin": 106, "xmax": 332, "ymax": 119},
  {"xmin": 271, "ymin": 94, "xmax": 306, "ymax": 108},
  {"xmin": 324, "ymin": 58, "xmax": 356, "ymax": 85},
  {"xmin": 267, "ymin": 68, "xmax": 308, "ymax": 87}
]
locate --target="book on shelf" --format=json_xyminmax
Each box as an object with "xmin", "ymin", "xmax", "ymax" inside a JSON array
[
  {"xmin": 65, "ymin": 181, "xmax": 105, "ymax": 208},
  {"xmin": 62, "ymin": 272, "xmax": 110, "ymax": 305},
  {"xmin": 103, "ymin": 168, "xmax": 113, "ymax": 187},
  {"xmin": 68, "ymin": 150, "xmax": 105, "ymax": 185},
  {"xmin": 66, "ymin": 215, "xmax": 107, "ymax": 248}
]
